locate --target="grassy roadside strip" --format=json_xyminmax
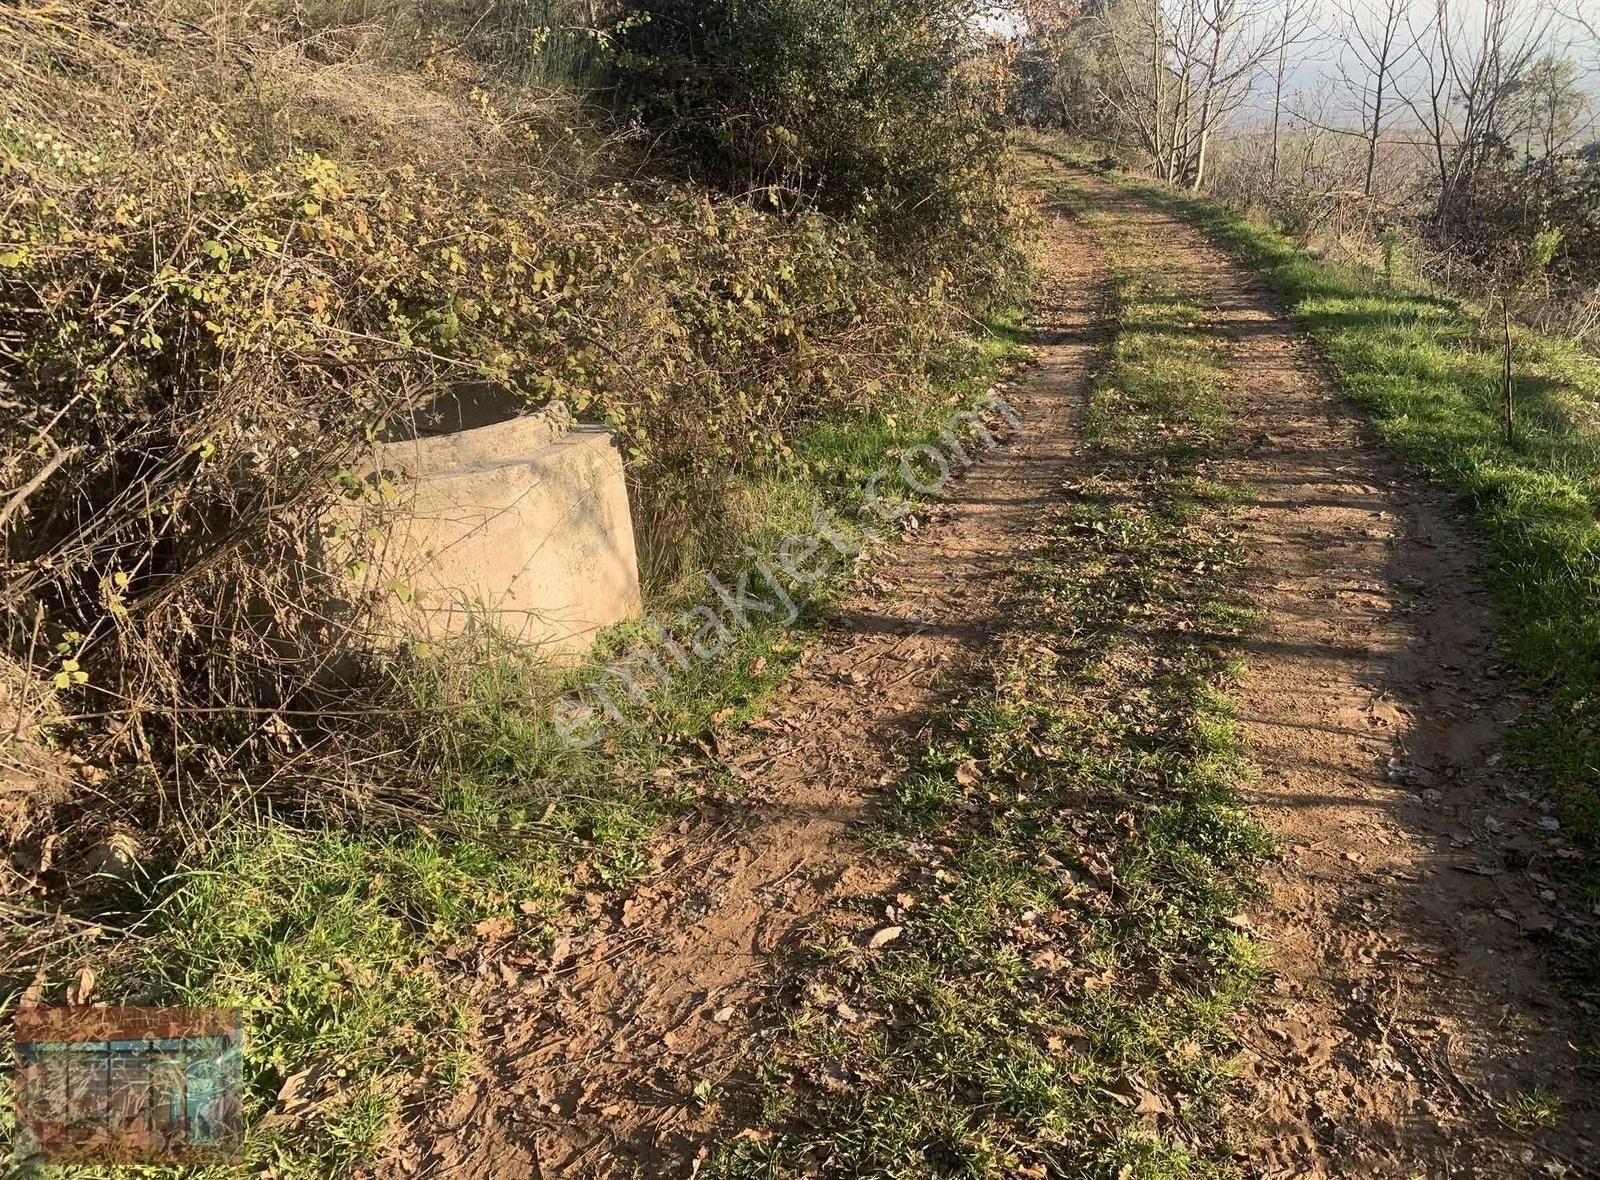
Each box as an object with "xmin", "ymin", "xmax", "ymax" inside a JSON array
[
  {"xmin": 0, "ymin": 320, "xmax": 1028, "ymax": 1179},
  {"xmin": 708, "ymin": 195, "xmax": 1268, "ymax": 1177},
  {"xmin": 1123, "ymin": 181, "xmax": 1600, "ymax": 969}
]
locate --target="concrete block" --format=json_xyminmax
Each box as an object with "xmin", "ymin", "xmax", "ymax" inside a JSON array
[{"xmin": 341, "ymin": 416, "xmax": 641, "ymax": 658}]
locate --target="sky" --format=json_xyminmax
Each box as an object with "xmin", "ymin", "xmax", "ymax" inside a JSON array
[
  {"xmin": 1257, "ymin": 0, "xmax": 1600, "ymax": 124},
  {"xmin": 985, "ymin": 0, "xmax": 1600, "ymax": 137}
]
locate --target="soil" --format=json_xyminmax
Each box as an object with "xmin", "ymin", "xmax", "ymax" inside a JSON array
[{"xmin": 379, "ymin": 174, "xmax": 1598, "ymax": 1178}]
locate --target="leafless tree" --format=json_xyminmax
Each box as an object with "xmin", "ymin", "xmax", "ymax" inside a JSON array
[
  {"xmin": 1086, "ymin": 0, "xmax": 1283, "ymax": 187},
  {"xmin": 1558, "ymin": 2, "xmax": 1599, "ymax": 42},
  {"xmin": 1266, "ymin": 0, "xmax": 1322, "ymax": 183},
  {"xmin": 1088, "ymin": 0, "xmax": 1177, "ymax": 176},
  {"xmin": 1407, "ymin": 0, "xmax": 1460, "ymax": 202},
  {"xmin": 1336, "ymin": 0, "xmax": 1418, "ymax": 196},
  {"xmin": 1403, "ymin": 0, "xmax": 1562, "ymax": 219},
  {"xmin": 1186, "ymin": 0, "xmax": 1285, "ymax": 188}
]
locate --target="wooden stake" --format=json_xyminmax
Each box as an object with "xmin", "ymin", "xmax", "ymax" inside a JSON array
[{"xmin": 1502, "ymin": 299, "xmax": 1515, "ymax": 447}]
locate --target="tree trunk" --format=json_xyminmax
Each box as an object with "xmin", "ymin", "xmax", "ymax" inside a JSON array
[
  {"xmin": 1271, "ymin": 72, "xmax": 1284, "ymax": 183},
  {"xmin": 1364, "ymin": 80, "xmax": 1383, "ymax": 196},
  {"xmin": 1151, "ymin": 0, "xmax": 1167, "ymax": 181}
]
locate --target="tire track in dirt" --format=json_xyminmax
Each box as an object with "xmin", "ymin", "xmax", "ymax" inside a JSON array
[
  {"xmin": 378, "ymin": 195, "xmax": 1106, "ymax": 1179},
  {"xmin": 1072, "ymin": 176, "xmax": 1597, "ymax": 1176}
]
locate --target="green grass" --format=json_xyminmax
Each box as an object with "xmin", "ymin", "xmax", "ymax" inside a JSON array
[
  {"xmin": 0, "ymin": 315, "xmax": 1030, "ymax": 1177},
  {"xmin": 1123, "ymin": 182, "xmax": 1600, "ymax": 925},
  {"xmin": 706, "ymin": 189, "xmax": 1268, "ymax": 1178},
  {"xmin": 1503, "ymin": 1086, "xmax": 1564, "ymax": 1133}
]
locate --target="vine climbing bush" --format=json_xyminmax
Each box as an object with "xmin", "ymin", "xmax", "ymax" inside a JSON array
[{"xmin": 0, "ymin": 1, "xmax": 1007, "ymax": 844}]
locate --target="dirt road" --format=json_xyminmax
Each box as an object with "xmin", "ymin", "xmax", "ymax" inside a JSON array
[
  {"xmin": 1078, "ymin": 174, "xmax": 1595, "ymax": 1176},
  {"xmin": 384, "ymin": 168, "xmax": 1595, "ymax": 1178},
  {"xmin": 1112, "ymin": 186, "xmax": 1597, "ymax": 1175}
]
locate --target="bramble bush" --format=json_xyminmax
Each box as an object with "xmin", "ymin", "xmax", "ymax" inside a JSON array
[
  {"xmin": 1437, "ymin": 144, "xmax": 1600, "ymax": 293},
  {"xmin": 0, "ymin": 1, "xmax": 1018, "ymax": 852},
  {"xmin": 0, "ymin": 1, "xmax": 1026, "ymax": 1162}
]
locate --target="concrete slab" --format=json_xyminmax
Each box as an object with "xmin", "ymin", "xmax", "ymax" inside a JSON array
[{"xmin": 336, "ymin": 415, "xmax": 641, "ymax": 658}]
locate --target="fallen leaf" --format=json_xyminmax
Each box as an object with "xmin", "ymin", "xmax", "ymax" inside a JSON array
[
  {"xmin": 712, "ymin": 1005, "xmax": 736, "ymax": 1024},
  {"xmin": 1102, "ymin": 1077, "xmax": 1169, "ymax": 1118},
  {"xmin": 1134, "ymin": 1087, "xmax": 1170, "ymax": 1117},
  {"xmin": 274, "ymin": 1054, "xmax": 336, "ymax": 1114},
  {"xmin": 36, "ymin": 832, "xmax": 59, "ymax": 875},
  {"xmin": 66, "ymin": 964, "xmax": 95, "ymax": 1006},
  {"xmin": 867, "ymin": 926, "xmax": 903, "ymax": 950},
  {"xmin": 276, "ymin": 1069, "xmax": 314, "ymax": 1112},
  {"xmin": 474, "ymin": 915, "xmax": 516, "ymax": 942}
]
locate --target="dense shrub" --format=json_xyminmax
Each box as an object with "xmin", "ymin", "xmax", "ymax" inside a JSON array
[
  {"xmin": 609, "ymin": 0, "xmax": 1023, "ymax": 297},
  {"xmin": 0, "ymin": 0, "xmax": 1030, "ymax": 1160},
  {"xmin": 0, "ymin": 1, "xmax": 998, "ymax": 838},
  {"xmin": 1437, "ymin": 143, "xmax": 1600, "ymax": 290}
]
